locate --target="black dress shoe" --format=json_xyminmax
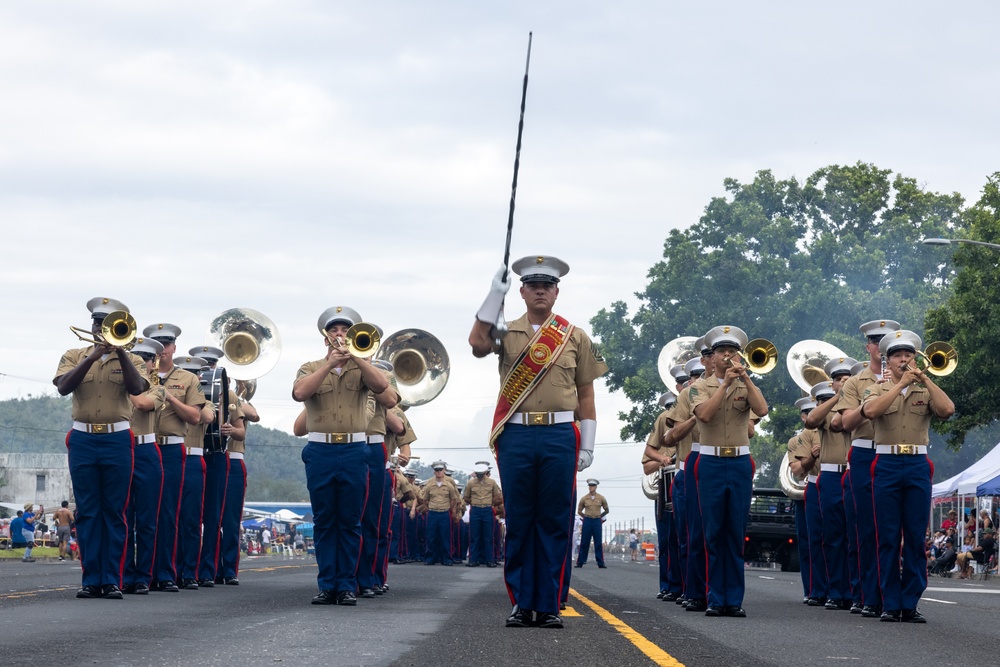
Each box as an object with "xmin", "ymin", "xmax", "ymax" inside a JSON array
[
  {"xmin": 685, "ymin": 599, "xmax": 707, "ymax": 612},
  {"xmin": 536, "ymin": 612, "xmax": 563, "ymax": 629},
  {"xmin": 336, "ymin": 591, "xmax": 357, "ymax": 606},
  {"xmin": 597, "ymin": 564, "xmax": 608, "ymax": 569},
  {"xmin": 705, "ymin": 606, "xmax": 724, "ymax": 617},
  {"xmin": 121, "ymin": 583, "xmax": 136, "ymax": 595},
  {"xmin": 802, "ymin": 596, "xmax": 810, "ymax": 604},
  {"xmin": 486, "ymin": 562, "xmax": 497, "ymax": 568},
  {"xmin": 225, "ymin": 577, "xmax": 240, "ymax": 586},
  {"xmin": 675, "ymin": 595, "xmax": 687, "ymax": 605},
  {"xmin": 662, "ymin": 592, "xmax": 679, "ymax": 602},
  {"xmin": 880, "ymin": 609, "xmax": 901, "ymax": 622},
  {"xmin": 656, "ymin": 590, "xmax": 666, "ymax": 599},
  {"xmin": 181, "ymin": 579, "xmax": 199, "ymax": 590},
  {"xmin": 574, "ymin": 563, "xmax": 584, "ymax": 568},
  {"xmin": 506, "ymin": 606, "xmax": 533, "ymax": 627},
  {"xmin": 373, "ymin": 585, "xmax": 384, "ymax": 596},
  {"xmin": 102, "ymin": 585, "xmax": 124, "ymax": 600},
  {"xmin": 559, "ymin": 602, "xmax": 567, "ymax": 610},
  {"xmin": 76, "ymin": 585, "xmax": 101, "ymax": 599},
  {"xmin": 850, "ymin": 601, "xmax": 863, "ymax": 614},
  {"xmin": 134, "ymin": 583, "xmax": 150, "ymax": 595},
  {"xmin": 443, "ymin": 561, "xmax": 453, "ymax": 566},
  {"xmin": 360, "ymin": 587, "xmax": 377, "ymax": 599},
  {"xmin": 825, "ymin": 598, "xmax": 843, "ymax": 610},
  {"xmin": 159, "ymin": 580, "xmax": 180, "ymax": 592},
  {"xmin": 215, "ymin": 576, "xmax": 225, "ymax": 585},
  {"xmin": 466, "ymin": 562, "xmax": 480, "ymax": 567},
  {"xmin": 901, "ymin": 609, "xmax": 926, "ymax": 623},
  {"xmin": 807, "ymin": 596, "xmax": 827, "ymax": 607},
  {"xmin": 198, "ymin": 579, "xmax": 216, "ymax": 588},
  {"xmin": 311, "ymin": 589, "xmax": 336, "ymax": 605},
  {"xmin": 724, "ymin": 606, "xmax": 746, "ymax": 617}
]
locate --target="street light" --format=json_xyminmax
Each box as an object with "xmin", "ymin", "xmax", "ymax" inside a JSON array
[{"xmin": 922, "ymin": 237, "xmax": 1000, "ymax": 250}]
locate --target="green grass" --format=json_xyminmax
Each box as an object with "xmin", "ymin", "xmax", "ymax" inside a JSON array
[{"xmin": 0, "ymin": 546, "xmax": 62, "ymax": 560}]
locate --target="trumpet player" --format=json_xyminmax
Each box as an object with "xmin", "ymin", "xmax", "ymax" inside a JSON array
[
  {"xmin": 860, "ymin": 330, "xmax": 954, "ymax": 623},
  {"xmin": 54, "ymin": 298, "xmax": 149, "ymax": 599}
]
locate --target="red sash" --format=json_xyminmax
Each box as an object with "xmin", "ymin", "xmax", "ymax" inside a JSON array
[{"xmin": 489, "ymin": 314, "xmax": 575, "ymax": 452}]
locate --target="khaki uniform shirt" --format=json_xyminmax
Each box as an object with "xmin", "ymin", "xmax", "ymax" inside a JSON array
[
  {"xmin": 793, "ymin": 428, "xmax": 821, "ymax": 476},
  {"xmin": 155, "ymin": 367, "xmax": 207, "ymax": 438},
  {"xmin": 665, "ymin": 382, "xmax": 702, "ymax": 461},
  {"xmin": 185, "ymin": 401, "xmax": 216, "ymax": 448},
  {"xmin": 296, "ymin": 358, "xmax": 375, "ymax": 433},
  {"xmin": 385, "ymin": 408, "xmax": 417, "ymax": 457},
  {"xmin": 818, "ymin": 411, "xmax": 850, "ymax": 465},
  {"xmin": 641, "ymin": 411, "xmax": 677, "ymax": 465},
  {"xmin": 228, "ymin": 399, "xmax": 251, "ymax": 454},
  {"xmin": 422, "ymin": 480, "xmax": 459, "ymax": 511},
  {"xmin": 54, "ymin": 346, "xmax": 149, "ymax": 423},
  {"xmin": 463, "ymin": 476, "xmax": 500, "ymax": 507},
  {"xmin": 497, "ymin": 313, "xmax": 608, "ymax": 412},
  {"xmin": 832, "ymin": 367, "xmax": 880, "ymax": 441},
  {"xmin": 364, "ymin": 370, "xmax": 399, "ymax": 437},
  {"xmin": 394, "ymin": 472, "xmax": 417, "ymax": 503},
  {"xmin": 860, "ymin": 381, "xmax": 935, "ymax": 446},
  {"xmin": 578, "ymin": 492, "xmax": 609, "ymax": 518},
  {"xmin": 131, "ymin": 386, "xmax": 166, "ymax": 435},
  {"xmin": 689, "ymin": 375, "xmax": 752, "ymax": 448}
]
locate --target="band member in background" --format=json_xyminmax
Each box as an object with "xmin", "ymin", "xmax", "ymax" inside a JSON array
[
  {"xmin": 576, "ymin": 480, "xmax": 609, "ymax": 568},
  {"xmin": 469, "ymin": 255, "xmax": 608, "ymax": 629},
  {"xmin": 643, "ymin": 390, "xmax": 679, "ymax": 601},
  {"xmin": 122, "ymin": 337, "xmax": 167, "ymax": 595},
  {"xmin": 692, "ymin": 326, "xmax": 768, "ymax": 618},
  {"xmin": 464, "ymin": 463, "xmax": 502, "ymax": 567},
  {"xmin": 220, "ymin": 397, "xmax": 258, "ymax": 585},
  {"xmin": 55, "ymin": 297, "xmax": 149, "ymax": 599},
  {"xmin": 421, "ymin": 461, "xmax": 460, "ymax": 565},
  {"xmin": 144, "ymin": 323, "xmax": 207, "ymax": 593},
  {"xmin": 293, "ymin": 306, "xmax": 397, "ymax": 606},
  {"xmin": 861, "ymin": 330, "xmax": 954, "ymax": 623},
  {"xmin": 789, "ymin": 396, "xmax": 816, "ymax": 603},
  {"xmin": 380, "ymin": 403, "xmax": 416, "ymax": 586}
]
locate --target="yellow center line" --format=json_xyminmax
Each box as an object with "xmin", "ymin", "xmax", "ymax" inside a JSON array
[{"xmin": 570, "ymin": 588, "xmax": 684, "ymax": 667}]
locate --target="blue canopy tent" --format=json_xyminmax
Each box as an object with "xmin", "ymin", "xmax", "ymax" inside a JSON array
[
  {"xmin": 977, "ymin": 474, "xmax": 1000, "ymax": 497},
  {"xmin": 242, "ymin": 517, "xmax": 272, "ymax": 530}
]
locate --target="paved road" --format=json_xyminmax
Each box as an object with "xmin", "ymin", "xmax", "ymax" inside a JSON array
[{"xmin": 0, "ymin": 554, "xmax": 994, "ymax": 666}]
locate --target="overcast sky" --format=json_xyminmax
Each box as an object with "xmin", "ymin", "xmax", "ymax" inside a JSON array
[{"xmin": 2, "ymin": 2, "xmax": 997, "ymax": 528}]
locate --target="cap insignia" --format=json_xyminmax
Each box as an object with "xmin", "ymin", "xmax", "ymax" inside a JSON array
[
  {"xmin": 723, "ymin": 326, "xmax": 731, "ymax": 334},
  {"xmin": 536, "ymin": 256, "xmax": 544, "ymax": 264}
]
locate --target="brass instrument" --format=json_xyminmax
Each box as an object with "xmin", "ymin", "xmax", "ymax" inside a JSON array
[
  {"xmin": 150, "ymin": 354, "xmax": 161, "ymax": 386},
  {"xmin": 917, "ymin": 341, "xmax": 958, "ymax": 376},
  {"xmin": 641, "ymin": 466, "xmax": 677, "ymax": 520},
  {"xmin": 375, "ymin": 329, "xmax": 450, "ymax": 407},
  {"xmin": 656, "ymin": 336, "xmax": 699, "ymax": 388},
  {"xmin": 69, "ymin": 310, "xmax": 137, "ymax": 350},
  {"xmin": 786, "ymin": 340, "xmax": 849, "ymax": 394},
  {"xmin": 725, "ymin": 338, "xmax": 778, "ymax": 374},
  {"xmin": 207, "ymin": 308, "xmax": 282, "ymax": 401},
  {"xmin": 324, "ymin": 322, "xmax": 381, "ymax": 359},
  {"xmin": 778, "ymin": 454, "xmax": 805, "ymax": 500}
]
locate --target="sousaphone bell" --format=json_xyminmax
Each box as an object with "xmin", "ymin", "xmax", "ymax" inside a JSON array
[
  {"xmin": 375, "ymin": 329, "xmax": 450, "ymax": 407},
  {"xmin": 207, "ymin": 308, "xmax": 282, "ymax": 400}
]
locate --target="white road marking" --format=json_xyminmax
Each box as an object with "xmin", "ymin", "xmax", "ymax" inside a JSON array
[
  {"xmin": 921, "ymin": 597, "xmax": 958, "ymax": 605},
  {"xmin": 926, "ymin": 587, "xmax": 1000, "ymax": 595}
]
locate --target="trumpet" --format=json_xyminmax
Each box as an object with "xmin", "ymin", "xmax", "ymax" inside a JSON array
[
  {"xmin": 725, "ymin": 338, "xmax": 778, "ymax": 375},
  {"xmin": 69, "ymin": 310, "xmax": 137, "ymax": 351}
]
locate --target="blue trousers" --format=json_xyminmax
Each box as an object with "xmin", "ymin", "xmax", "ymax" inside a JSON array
[
  {"xmin": 154, "ymin": 444, "xmax": 184, "ymax": 584},
  {"xmin": 578, "ymin": 517, "xmax": 605, "ymax": 566},
  {"xmin": 818, "ymin": 470, "xmax": 849, "ymax": 600},
  {"xmin": 684, "ymin": 452, "xmax": 707, "ymax": 603},
  {"xmin": 178, "ymin": 453, "xmax": 206, "ymax": 581},
  {"xmin": 303, "ymin": 440, "xmax": 366, "ymax": 593},
  {"xmin": 658, "ymin": 483, "xmax": 683, "ymax": 594},
  {"xmin": 124, "ymin": 440, "xmax": 163, "ymax": 588},
  {"xmin": 425, "ymin": 510, "xmax": 452, "ymax": 564},
  {"xmin": 359, "ymin": 442, "xmax": 388, "ymax": 589},
  {"xmin": 406, "ymin": 506, "xmax": 420, "ymax": 560},
  {"xmin": 843, "ymin": 470, "xmax": 861, "ymax": 603},
  {"xmin": 470, "ymin": 505, "xmax": 495, "ymax": 565},
  {"xmin": 67, "ymin": 429, "xmax": 133, "ymax": 588},
  {"xmin": 389, "ymin": 501, "xmax": 403, "ymax": 561},
  {"xmin": 848, "ymin": 445, "xmax": 881, "ymax": 609},
  {"xmin": 697, "ymin": 453, "xmax": 752, "ymax": 608},
  {"xmin": 804, "ymin": 480, "xmax": 827, "ymax": 598},
  {"xmin": 872, "ymin": 453, "xmax": 932, "ymax": 611},
  {"xmin": 198, "ymin": 451, "xmax": 229, "ymax": 582},
  {"xmin": 793, "ymin": 499, "xmax": 810, "ymax": 597},
  {"xmin": 220, "ymin": 455, "xmax": 247, "ymax": 579},
  {"xmin": 375, "ymin": 470, "xmax": 394, "ymax": 585},
  {"xmin": 497, "ymin": 421, "xmax": 577, "ymax": 615},
  {"xmin": 560, "ymin": 489, "xmax": 576, "ymax": 605},
  {"xmin": 673, "ymin": 465, "xmax": 689, "ymax": 596}
]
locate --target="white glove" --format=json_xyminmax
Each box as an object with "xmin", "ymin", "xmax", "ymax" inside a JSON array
[
  {"xmin": 578, "ymin": 419, "xmax": 596, "ymax": 471},
  {"xmin": 476, "ymin": 266, "xmax": 511, "ymax": 324}
]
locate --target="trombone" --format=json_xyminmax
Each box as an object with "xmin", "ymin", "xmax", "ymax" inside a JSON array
[
  {"xmin": 325, "ymin": 323, "xmax": 381, "ymax": 359},
  {"xmin": 904, "ymin": 341, "xmax": 958, "ymax": 377},
  {"xmin": 69, "ymin": 310, "xmax": 137, "ymax": 351},
  {"xmin": 725, "ymin": 338, "xmax": 778, "ymax": 374}
]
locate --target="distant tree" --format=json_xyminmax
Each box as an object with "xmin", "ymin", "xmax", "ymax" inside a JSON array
[{"xmin": 591, "ymin": 163, "xmax": 963, "ymax": 483}]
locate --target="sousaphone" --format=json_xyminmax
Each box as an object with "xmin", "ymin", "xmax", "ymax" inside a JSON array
[
  {"xmin": 785, "ymin": 339, "xmax": 848, "ymax": 395},
  {"xmin": 657, "ymin": 336, "xmax": 699, "ymax": 388},
  {"xmin": 207, "ymin": 308, "xmax": 282, "ymax": 400},
  {"xmin": 375, "ymin": 329, "xmax": 450, "ymax": 407}
]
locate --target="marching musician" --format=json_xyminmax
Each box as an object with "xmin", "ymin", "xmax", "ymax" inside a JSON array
[
  {"xmin": 643, "ymin": 391, "xmax": 680, "ymax": 601},
  {"xmin": 860, "ymin": 330, "xmax": 954, "ymax": 623},
  {"xmin": 55, "ymin": 297, "xmax": 149, "ymax": 599},
  {"xmin": 793, "ymin": 389, "xmax": 825, "ymax": 606},
  {"xmin": 421, "ymin": 461, "xmax": 460, "ymax": 565},
  {"xmin": 144, "ymin": 323, "xmax": 207, "ymax": 593},
  {"xmin": 122, "ymin": 337, "xmax": 167, "ymax": 595},
  {"xmin": 788, "ymin": 396, "xmax": 816, "ymax": 603},
  {"xmin": 293, "ymin": 306, "xmax": 396, "ymax": 606},
  {"xmin": 464, "ymin": 463, "xmax": 501, "ymax": 567},
  {"xmin": 220, "ymin": 396, "xmax": 257, "ymax": 585},
  {"xmin": 691, "ymin": 326, "xmax": 768, "ymax": 617},
  {"xmin": 834, "ymin": 319, "xmax": 900, "ymax": 618},
  {"xmin": 469, "ymin": 255, "xmax": 608, "ymax": 629}
]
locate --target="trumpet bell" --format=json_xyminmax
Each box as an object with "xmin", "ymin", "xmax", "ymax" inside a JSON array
[
  {"xmin": 376, "ymin": 328, "xmax": 450, "ymax": 407},
  {"xmin": 346, "ymin": 323, "xmax": 381, "ymax": 358},
  {"xmin": 744, "ymin": 338, "xmax": 778, "ymax": 374},
  {"xmin": 657, "ymin": 336, "xmax": 699, "ymax": 388},
  {"xmin": 785, "ymin": 340, "xmax": 848, "ymax": 394},
  {"xmin": 921, "ymin": 341, "xmax": 957, "ymax": 376},
  {"xmin": 207, "ymin": 308, "xmax": 281, "ymax": 381}
]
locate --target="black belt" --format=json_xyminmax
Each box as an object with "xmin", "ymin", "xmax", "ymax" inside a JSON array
[{"xmin": 429, "ymin": 509, "xmax": 450, "ymax": 513}]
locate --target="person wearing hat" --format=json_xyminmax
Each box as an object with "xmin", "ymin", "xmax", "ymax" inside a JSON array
[
  {"xmin": 421, "ymin": 462, "xmax": 460, "ymax": 565},
  {"xmin": 788, "ymin": 397, "xmax": 817, "ymax": 603},
  {"xmin": 55, "ymin": 297, "xmax": 150, "ymax": 598},
  {"xmin": 642, "ymin": 392, "xmax": 681, "ymax": 600},
  {"xmin": 663, "ymin": 337, "xmax": 713, "ymax": 611},
  {"xmin": 860, "ymin": 330, "xmax": 955, "ymax": 623},
  {"xmin": 143, "ymin": 323, "xmax": 209, "ymax": 593},
  {"xmin": 121, "ymin": 337, "xmax": 168, "ymax": 594},
  {"xmin": 464, "ymin": 462, "xmax": 501, "ymax": 567},
  {"xmin": 691, "ymin": 325, "xmax": 769, "ymax": 617},
  {"xmin": 469, "ymin": 255, "xmax": 608, "ymax": 629},
  {"xmin": 375, "ymin": 402, "xmax": 416, "ymax": 588},
  {"xmin": 293, "ymin": 306, "xmax": 397, "ymax": 606},
  {"xmin": 19, "ymin": 503, "xmax": 41, "ymax": 562},
  {"xmin": 576, "ymin": 479, "xmax": 609, "ymax": 568},
  {"xmin": 833, "ymin": 319, "xmax": 900, "ymax": 617},
  {"xmin": 219, "ymin": 388, "xmax": 259, "ymax": 587},
  {"xmin": 789, "ymin": 396, "xmax": 824, "ymax": 606}
]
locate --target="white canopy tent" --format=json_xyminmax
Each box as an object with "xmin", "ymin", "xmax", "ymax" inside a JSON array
[{"xmin": 932, "ymin": 441, "xmax": 1000, "ymax": 498}]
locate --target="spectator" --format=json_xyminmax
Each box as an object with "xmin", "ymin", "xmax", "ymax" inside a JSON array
[
  {"xmin": 261, "ymin": 527, "xmax": 272, "ymax": 554},
  {"xmin": 941, "ymin": 510, "xmax": 958, "ymax": 532},
  {"xmin": 930, "ymin": 538, "xmax": 957, "ymax": 576},
  {"xmin": 958, "ymin": 529, "xmax": 997, "ymax": 578},
  {"xmin": 965, "ymin": 512, "xmax": 977, "ymax": 538},
  {"xmin": 628, "ymin": 529, "xmax": 639, "ymax": 562},
  {"xmin": 21, "ymin": 503, "xmax": 39, "ymax": 562},
  {"xmin": 294, "ymin": 532, "xmax": 305, "ymax": 557},
  {"xmin": 979, "ymin": 510, "xmax": 993, "ymax": 535}
]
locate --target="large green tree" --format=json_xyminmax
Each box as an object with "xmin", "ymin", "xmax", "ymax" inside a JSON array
[{"xmin": 592, "ymin": 162, "xmax": 963, "ymax": 484}]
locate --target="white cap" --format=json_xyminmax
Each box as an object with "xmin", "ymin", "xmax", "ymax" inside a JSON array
[
  {"xmin": 586, "ymin": 478, "xmax": 599, "ymax": 486},
  {"xmin": 511, "ymin": 255, "xmax": 570, "ymax": 284},
  {"xmin": 474, "ymin": 463, "xmax": 489, "ymax": 474},
  {"xmin": 860, "ymin": 319, "xmax": 901, "ymax": 339},
  {"xmin": 824, "ymin": 356, "xmax": 858, "ymax": 378},
  {"xmin": 132, "ymin": 338, "xmax": 164, "ymax": 356},
  {"xmin": 669, "ymin": 364, "xmax": 689, "ymax": 383},
  {"xmin": 175, "ymin": 356, "xmax": 208, "ymax": 372},
  {"xmin": 317, "ymin": 306, "xmax": 362, "ymax": 332},
  {"xmin": 704, "ymin": 325, "xmax": 749, "ymax": 352},
  {"xmin": 879, "ymin": 330, "xmax": 922, "ymax": 357},
  {"xmin": 683, "ymin": 357, "xmax": 705, "ymax": 377},
  {"xmin": 794, "ymin": 397, "xmax": 816, "ymax": 411},
  {"xmin": 810, "ymin": 380, "xmax": 836, "ymax": 401},
  {"xmin": 143, "ymin": 322, "xmax": 182, "ymax": 342},
  {"xmin": 87, "ymin": 297, "xmax": 129, "ymax": 318},
  {"xmin": 190, "ymin": 345, "xmax": 224, "ymax": 363}
]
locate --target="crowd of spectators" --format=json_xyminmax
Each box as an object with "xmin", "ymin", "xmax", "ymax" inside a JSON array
[{"xmin": 928, "ymin": 507, "xmax": 998, "ymax": 577}]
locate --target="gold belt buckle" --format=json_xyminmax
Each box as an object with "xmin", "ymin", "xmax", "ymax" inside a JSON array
[
  {"xmin": 720, "ymin": 447, "xmax": 737, "ymax": 457},
  {"xmin": 92, "ymin": 424, "xmax": 107, "ymax": 434},
  {"xmin": 897, "ymin": 444, "xmax": 915, "ymax": 455},
  {"xmin": 327, "ymin": 433, "xmax": 349, "ymax": 444},
  {"xmin": 528, "ymin": 412, "xmax": 550, "ymax": 426}
]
